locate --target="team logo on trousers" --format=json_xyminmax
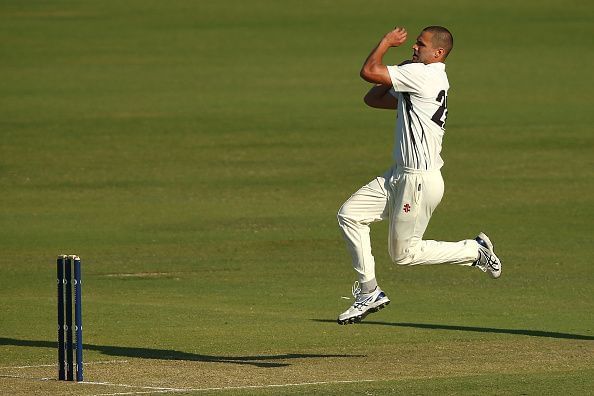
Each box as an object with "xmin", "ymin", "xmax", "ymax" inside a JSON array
[{"xmin": 403, "ymin": 203, "xmax": 411, "ymax": 213}]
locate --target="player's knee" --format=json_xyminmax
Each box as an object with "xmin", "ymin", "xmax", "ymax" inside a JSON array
[
  {"xmin": 391, "ymin": 252, "xmax": 413, "ymax": 266},
  {"xmin": 337, "ymin": 209, "xmax": 347, "ymax": 228},
  {"xmin": 390, "ymin": 243, "xmax": 416, "ymax": 266},
  {"xmin": 337, "ymin": 203, "xmax": 353, "ymax": 226}
]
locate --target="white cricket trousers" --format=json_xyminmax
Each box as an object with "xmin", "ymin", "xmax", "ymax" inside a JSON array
[{"xmin": 337, "ymin": 166, "xmax": 479, "ymax": 283}]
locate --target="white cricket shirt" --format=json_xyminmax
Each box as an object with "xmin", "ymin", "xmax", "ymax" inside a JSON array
[{"xmin": 387, "ymin": 62, "xmax": 449, "ymax": 170}]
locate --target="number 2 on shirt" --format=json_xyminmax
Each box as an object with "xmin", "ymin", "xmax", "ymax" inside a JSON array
[{"xmin": 431, "ymin": 90, "xmax": 448, "ymax": 129}]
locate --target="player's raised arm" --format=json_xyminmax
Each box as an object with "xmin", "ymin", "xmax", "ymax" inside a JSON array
[{"xmin": 360, "ymin": 27, "xmax": 408, "ymax": 85}]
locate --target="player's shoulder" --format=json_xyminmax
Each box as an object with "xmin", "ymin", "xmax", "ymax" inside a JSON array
[
  {"xmin": 395, "ymin": 60, "xmax": 425, "ymax": 72},
  {"xmin": 394, "ymin": 61, "xmax": 446, "ymax": 76},
  {"xmin": 425, "ymin": 62, "xmax": 447, "ymax": 73},
  {"xmin": 388, "ymin": 61, "xmax": 448, "ymax": 96}
]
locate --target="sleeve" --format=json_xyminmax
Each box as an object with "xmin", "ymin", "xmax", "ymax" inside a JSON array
[{"xmin": 387, "ymin": 63, "xmax": 427, "ymax": 94}]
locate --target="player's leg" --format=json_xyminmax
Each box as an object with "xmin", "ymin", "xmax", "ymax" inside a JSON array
[
  {"xmin": 337, "ymin": 171, "xmax": 390, "ymax": 289},
  {"xmin": 336, "ymin": 170, "xmax": 391, "ymax": 324},
  {"xmin": 388, "ymin": 170, "xmax": 501, "ymax": 277}
]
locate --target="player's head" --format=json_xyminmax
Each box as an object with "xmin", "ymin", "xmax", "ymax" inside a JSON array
[{"xmin": 412, "ymin": 26, "xmax": 453, "ymax": 64}]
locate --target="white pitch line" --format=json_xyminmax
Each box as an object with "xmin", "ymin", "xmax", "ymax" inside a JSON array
[
  {"xmin": 0, "ymin": 364, "xmax": 56, "ymax": 369},
  {"xmin": 0, "ymin": 373, "xmax": 52, "ymax": 381},
  {"xmin": 93, "ymin": 391, "xmax": 181, "ymax": 396},
  {"xmin": 83, "ymin": 380, "xmax": 184, "ymax": 391},
  {"xmin": 90, "ymin": 379, "xmax": 380, "ymax": 396},
  {"xmin": 0, "ymin": 360, "xmax": 129, "ymax": 370}
]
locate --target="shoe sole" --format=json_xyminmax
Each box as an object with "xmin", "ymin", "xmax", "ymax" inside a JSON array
[{"xmin": 337, "ymin": 299, "xmax": 390, "ymax": 325}]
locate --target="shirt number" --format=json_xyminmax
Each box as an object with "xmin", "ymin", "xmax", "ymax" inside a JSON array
[{"xmin": 431, "ymin": 90, "xmax": 448, "ymax": 128}]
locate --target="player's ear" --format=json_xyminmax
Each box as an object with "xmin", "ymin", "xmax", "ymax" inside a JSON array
[{"xmin": 435, "ymin": 48, "xmax": 445, "ymax": 58}]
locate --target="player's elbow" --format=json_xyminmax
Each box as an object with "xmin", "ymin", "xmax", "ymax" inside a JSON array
[
  {"xmin": 363, "ymin": 92, "xmax": 375, "ymax": 107},
  {"xmin": 363, "ymin": 88, "xmax": 397, "ymax": 109},
  {"xmin": 363, "ymin": 92, "xmax": 382, "ymax": 108},
  {"xmin": 360, "ymin": 64, "xmax": 390, "ymax": 85},
  {"xmin": 360, "ymin": 66, "xmax": 375, "ymax": 83}
]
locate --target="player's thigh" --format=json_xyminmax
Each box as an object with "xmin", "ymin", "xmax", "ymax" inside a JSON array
[
  {"xmin": 338, "ymin": 173, "xmax": 390, "ymax": 223},
  {"xmin": 389, "ymin": 171, "xmax": 445, "ymax": 261},
  {"xmin": 421, "ymin": 171, "xmax": 444, "ymax": 210},
  {"xmin": 388, "ymin": 173, "xmax": 419, "ymax": 259},
  {"xmin": 412, "ymin": 171, "xmax": 444, "ymax": 237}
]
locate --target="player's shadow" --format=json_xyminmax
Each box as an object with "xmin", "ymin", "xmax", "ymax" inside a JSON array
[
  {"xmin": 312, "ymin": 319, "xmax": 594, "ymax": 340},
  {"xmin": 0, "ymin": 337, "xmax": 363, "ymax": 368}
]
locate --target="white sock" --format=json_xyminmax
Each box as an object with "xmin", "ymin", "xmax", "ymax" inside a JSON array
[{"xmin": 360, "ymin": 279, "xmax": 378, "ymax": 294}]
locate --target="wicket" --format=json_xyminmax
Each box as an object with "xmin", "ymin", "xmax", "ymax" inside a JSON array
[{"xmin": 57, "ymin": 254, "xmax": 83, "ymax": 382}]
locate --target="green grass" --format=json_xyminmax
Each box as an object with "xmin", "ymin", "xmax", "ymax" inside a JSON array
[{"xmin": 1, "ymin": 0, "xmax": 593, "ymax": 394}]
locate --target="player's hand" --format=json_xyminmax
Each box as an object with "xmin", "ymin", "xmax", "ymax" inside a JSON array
[{"xmin": 383, "ymin": 27, "xmax": 407, "ymax": 47}]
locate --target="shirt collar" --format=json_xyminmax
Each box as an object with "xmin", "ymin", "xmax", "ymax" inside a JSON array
[{"xmin": 428, "ymin": 62, "xmax": 446, "ymax": 69}]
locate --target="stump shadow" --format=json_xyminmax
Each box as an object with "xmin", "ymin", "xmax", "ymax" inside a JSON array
[{"xmin": 0, "ymin": 337, "xmax": 364, "ymax": 368}]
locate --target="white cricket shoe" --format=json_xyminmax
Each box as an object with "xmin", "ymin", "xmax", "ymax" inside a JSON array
[
  {"xmin": 474, "ymin": 232, "xmax": 502, "ymax": 279},
  {"xmin": 337, "ymin": 281, "xmax": 390, "ymax": 325}
]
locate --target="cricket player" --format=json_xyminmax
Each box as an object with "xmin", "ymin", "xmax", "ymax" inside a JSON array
[{"xmin": 337, "ymin": 26, "xmax": 502, "ymax": 325}]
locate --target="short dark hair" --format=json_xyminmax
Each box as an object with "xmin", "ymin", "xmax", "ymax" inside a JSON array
[{"xmin": 423, "ymin": 26, "xmax": 453, "ymax": 57}]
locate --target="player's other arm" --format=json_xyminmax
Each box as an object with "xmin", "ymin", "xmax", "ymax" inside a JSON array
[
  {"xmin": 360, "ymin": 27, "xmax": 408, "ymax": 85},
  {"xmin": 364, "ymin": 84, "xmax": 397, "ymax": 109}
]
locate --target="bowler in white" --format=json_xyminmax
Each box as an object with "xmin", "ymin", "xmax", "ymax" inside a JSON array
[{"xmin": 337, "ymin": 26, "xmax": 502, "ymax": 325}]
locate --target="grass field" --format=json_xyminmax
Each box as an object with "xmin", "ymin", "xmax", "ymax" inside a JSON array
[{"xmin": 1, "ymin": 0, "xmax": 593, "ymax": 394}]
